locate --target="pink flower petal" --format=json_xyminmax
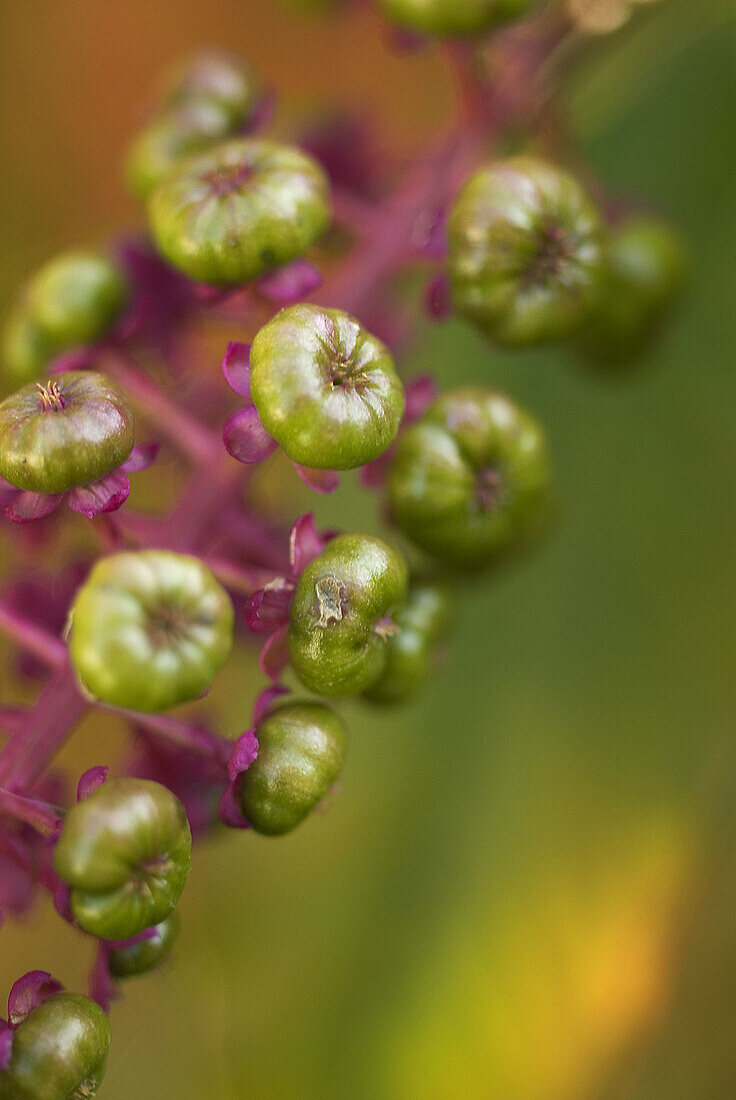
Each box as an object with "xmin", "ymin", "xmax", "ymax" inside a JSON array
[
  {"xmin": 244, "ymin": 578, "xmax": 294, "ymax": 633},
  {"xmin": 412, "ymin": 204, "xmax": 447, "ymax": 259},
  {"xmin": 289, "ymin": 512, "xmax": 325, "ymax": 574},
  {"xmin": 8, "ymin": 971, "xmax": 64, "ymax": 1027},
  {"xmin": 226, "ymin": 729, "xmax": 259, "ymax": 783},
  {"xmin": 121, "ymin": 442, "xmax": 160, "ymax": 473},
  {"xmin": 223, "ymin": 406, "xmax": 278, "ymax": 464},
  {"xmin": 425, "ymin": 272, "xmax": 452, "ymax": 320},
  {"xmin": 255, "ymin": 260, "xmax": 322, "ymax": 305},
  {"xmin": 222, "ymin": 342, "xmax": 252, "ymax": 398},
  {"xmin": 52, "ymin": 882, "xmax": 74, "ymax": 925},
  {"xmin": 293, "ymin": 464, "xmax": 340, "ymax": 494},
  {"xmin": 77, "ymin": 766, "xmax": 109, "ymax": 802},
  {"xmin": 358, "ymin": 454, "xmax": 389, "ymax": 489},
  {"xmin": 68, "ymin": 471, "xmax": 130, "ymax": 517},
  {"xmin": 6, "ymin": 492, "xmax": 63, "ymax": 524},
  {"xmin": 259, "ymin": 625, "xmax": 290, "ymax": 681},
  {"xmin": 253, "ymin": 685, "xmax": 289, "ymax": 726},
  {"xmin": 218, "ymin": 780, "xmax": 251, "ymax": 829},
  {"xmin": 405, "ymin": 374, "xmax": 439, "ymax": 421}
]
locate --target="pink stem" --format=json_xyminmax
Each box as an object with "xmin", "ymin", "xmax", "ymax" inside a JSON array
[
  {"xmin": 0, "ymin": 603, "xmax": 232, "ymax": 779},
  {"xmin": 0, "ymin": 787, "xmax": 63, "ymax": 835},
  {"xmin": 0, "ymin": 670, "xmax": 88, "ymax": 790},
  {"xmin": 105, "ymin": 351, "xmax": 222, "ymax": 465},
  {"xmin": 204, "ymin": 557, "xmax": 277, "ymax": 596},
  {"xmin": 0, "ymin": 708, "xmax": 27, "ymax": 734},
  {"xmin": 104, "ymin": 709, "xmax": 231, "ymax": 768},
  {"xmin": 0, "ymin": 603, "xmax": 67, "ymax": 671}
]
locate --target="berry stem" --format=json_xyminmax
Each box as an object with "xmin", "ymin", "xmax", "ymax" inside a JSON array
[
  {"xmin": 0, "ymin": 602, "xmax": 67, "ymax": 671},
  {"xmin": 204, "ymin": 556, "xmax": 277, "ymax": 596},
  {"xmin": 105, "ymin": 351, "xmax": 222, "ymax": 464},
  {"xmin": 0, "ymin": 707, "xmax": 27, "ymax": 734},
  {"xmin": 0, "ymin": 670, "xmax": 87, "ymax": 789},
  {"xmin": 0, "ymin": 787, "xmax": 63, "ymax": 835},
  {"xmin": 0, "ymin": 604, "xmax": 231, "ymax": 778},
  {"xmin": 103, "ymin": 709, "xmax": 230, "ymax": 767}
]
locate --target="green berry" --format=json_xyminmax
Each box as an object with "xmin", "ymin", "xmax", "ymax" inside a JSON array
[
  {"xmin": 125, "ymin": 102, "xmax": 235, "ymax": 200},
  {"xmin": 0, "ymin": 993, "xmax": 110, "ymax": 1100},
  {"xmin": 68, "ymin": 550, "xmax": 234, "ymax": 713},
  {"xmin": 26, "ymin": 252, "xmax": 129, "ymax": 349},
  {"xmin": 250, "ymin": 304, "xmax": 405, "ymax": 470},
  {"xmin": 364, "ymin": 584, "xmax": 450, "ymax": 704},
  {"xmin": 162, "ymin": 50, "xmax": 261, "ymax": 129},
  {"xmin": 379, "ymin": 0, "xmax": 537, "ymax": 36},
  {"xmin": 147, "ymin": 138, "xmax": 331, "ymax": 285},
  {"xmin": 1, "ymin": 305, "xmax": 56, "ymax": 389},
  {"xmin": 53, "ymin": 777, "xmax": 192, "ymax": 941},
  {"xmin": 387, "ymin": 387, "xmax": 551, "ymax": 568},
  {"xmin": 578, "ymin": 215, "xmax": 687, "ymax": 365},
  {"xmin": 107, "ymin": 913, "xmax": 181, "ymax": 978},
  {"xmin": 448, "ymin": 156, "xmax": 604, "ymax": 346},
  {"xmin": 0, "ymin": 371, "xmax": 134, "ymax": 494},
  {"xmin": 288, "ymin": 534, "xmax": 408, "ymax": 696},
  {"xmin": 240, "ymin": 700, "xmax": 346, "ymax": 835}
]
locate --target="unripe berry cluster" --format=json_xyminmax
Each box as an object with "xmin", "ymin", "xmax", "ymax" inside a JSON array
[{"xmin": 0, "ymin": 8, "xmax": 686, "ymax": 1095}]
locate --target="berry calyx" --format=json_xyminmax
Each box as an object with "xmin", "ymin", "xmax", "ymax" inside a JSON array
[
  {"xmin": 240, "ymin": 700, "xmax": 346, "ymax": 835},
  {"xmin": 387, "ymin": 387, "xmax": 551, "ymax": 567},
  {"xmin": 0, "ymin": 371, "xmax": 134, "ymax": 494},
  {"xmin": 448, "ymin": 156, "xmax": 604, "ymax": 346},
  {"xmin": 288, "ymin": 533, "xmax": 408, "ymax": 696},
  {"xmin": 249, "ymin": 304, "xmax": 405, "ymax": 469},
  {"xmin": 147, "ymin": 138, "xmax": 331, "ymax": 285},
  {"xmin": 68, "ymin": 550, "xmax": 234, "ymax": 712},
  {"xmin": 0, "ymin": 992, "xmax": 111, "ymax": 1100},
  {"xmin": 53, "ymin": 777, "xmax": 192, "ymax": 941}
]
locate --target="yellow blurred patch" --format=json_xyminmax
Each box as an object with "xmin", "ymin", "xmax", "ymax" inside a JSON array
[{"xmin": 374, "ymin": 814, "xmax": 691, "ymax": 1100}]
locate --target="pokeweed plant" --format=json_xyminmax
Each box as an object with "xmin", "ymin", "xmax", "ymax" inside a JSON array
[{"xmin": 0, "ymin": 1, "xmax": 684, "ymax": 1094}]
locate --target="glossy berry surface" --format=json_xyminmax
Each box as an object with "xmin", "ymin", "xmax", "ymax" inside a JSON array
[
  {"xmin": 387, "ymin": 387, "xmax": 551, "ymax": 567},
  {"xmin": 289, "ymin": 533, "xmax": 408, "ymax": 696},
  {"xmin": 148, "ymin": 137, "xmax": 331, "ymax": 285},
  {"xmin": 379, "ymin": 0, "xmax": 536, "ymax": 36},
  {"xmin": 107, "ymin": 913, "xmax": 181, "ymax": 978},
  {"xmin": 0, "ymin": 992, "xmax": 110, "ymax": 1100},
  {"xmin": 53, "ymin": 777, "xmax": 192, "ymax": 940},
  {"xmin": 578, "ymin": 215, "xmax": 687, "ymax": 365},
  {"xmin": 0, "ymin": 371, "xmax": 134, "ymax": 494},
  {"xmin": 364, "ymin": 583, "xmax": 450, "ymax": 703},
  {"xmin": 163, "ymin": 50, "xmax": 261, "ymax": 128},
  {"xmin": 27, "ymin": 252, "xmax": 128, "ymax": 349},
  {"xmin": 448, "ymin": 156, "xmax": 603, "ymax": 346},
  {"xmin": 250, "ymin": 304, "xmax": 405, "ymax": 470},
  {"xmin": 68, "ymin": 550, "xmax": 234, "ymax": 713},
  {"xmin": 240, "ymin": 701, "xmax": 346, "ymax": 835}
]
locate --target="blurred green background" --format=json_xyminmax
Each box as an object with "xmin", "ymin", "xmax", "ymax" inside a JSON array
[{"xmin": 2, "ymin": 0, "xmax": 736, "ymax": 1096}]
